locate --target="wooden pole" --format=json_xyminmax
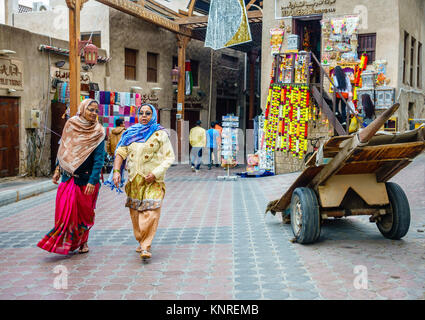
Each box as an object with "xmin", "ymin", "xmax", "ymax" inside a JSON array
[
  {"xmin": 67, "ymin": 0, "xmax": 85, "ymax": 117},
  {"xmin": 248, "ymin": 49, "xmax": 258, "ymax": 129},
  {"xmin": 176, "ymin": 34, "xmax": 190, "ymax": 162}
]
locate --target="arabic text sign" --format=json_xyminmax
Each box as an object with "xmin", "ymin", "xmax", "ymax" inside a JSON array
[
  {"xmin": 50, "ymin": 67, "xmax": 92, "ymax": 84},
  {"xmin": 276, "ymin": 0, "xmax": 337, "ymax": 18},
  {"xmin": 0, "ymin": 58, "xmax": 24, "ymax": 91}
]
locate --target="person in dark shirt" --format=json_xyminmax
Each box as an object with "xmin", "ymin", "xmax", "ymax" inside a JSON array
[{"xmin": 38, "ymin": 99, "xmax": 105, "ymax": 255}]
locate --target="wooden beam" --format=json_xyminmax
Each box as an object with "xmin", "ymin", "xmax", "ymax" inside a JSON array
[
  {"xmin": 188, "ymin": 0, "xmax": 196, "ymax": 16},
  {"xmin": 176, "ymin": 34, "xmax": 190, "ymax": 163},
  {"xmin": 95, "ymin": 0, "xmax": 192, "ymax": 36},
  {"xmin": 67, "ymin": 0, "xmax": 87, "ymax": 116},
  {"xmin": 246, "ymin": 0, "xmax": 257, "ymax": 10},
  {"xmin": 176, "ymin": 10, "xmax": 262, "ymax": 26},
  {"xmin": 145, "ymin": 0, "xmax": 182, "ymax": 18}
]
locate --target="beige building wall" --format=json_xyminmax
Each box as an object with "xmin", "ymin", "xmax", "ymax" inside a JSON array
[
  {"xmin": 12, "ymin": 0, "xmax": 111, "ymax": 54},
  {"xmin": 0, "ymin": 24, "xmax": 107, "ymax": 176},
  {"xmin": 397, "ymin": 0, "xmax": 425, "ymax": 131}
]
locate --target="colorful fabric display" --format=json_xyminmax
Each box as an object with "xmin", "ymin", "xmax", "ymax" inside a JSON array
[
  {"xmin": 135, "ymin": 94, "xmax": 141, "ymax": 107},
  {"xmin": 114, "ymin": 92, "xmax": 121, "ymax": 105},
  {"xmin": 119, "ymin": 105, "xmax": 125, "ymax": 115},
  {"xmin": 130, "ymin": 94, "xmax": 135, "ymax": 106},
  {"xmin": 130, "ymin": 106, "xmax": 136, "ymax": 117},
  {"xmin": 124, "ymin": 106, "xmax": 130, "ymax": 116},
  {"xmin": 113, "ymin": 105, "xmax": 120, "ymax": 116},
  {"xmin": 130, "ymin": 116, "xmax": 135, "ymax": 124},
  {"xmin": 98, "ymin": 105, "xmax": 104, "ymax": 116},
  {"xmin": 110, "ymin": 92, "xmax": 115, "ymax": 105},
  {"xmin": 95, "ymin": 91, "xmax": 100, "ymax": 103},
  {"xmin": 99, "ymin": 91, "xmax": 106, "ymax": 104}
]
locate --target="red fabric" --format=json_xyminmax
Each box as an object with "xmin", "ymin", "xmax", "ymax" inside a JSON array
[{"xmin": 37, "ymin": 178, "xmax": 99, "ymax": 255}]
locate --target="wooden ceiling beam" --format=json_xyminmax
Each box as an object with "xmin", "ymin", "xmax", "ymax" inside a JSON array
[
  {"xmin": 176, "ymin": 10, "xmax": 262, "ymax": 26},
  {"xmin": 96, "ymin": 0, "xmax": 192, "ymax": 36}
]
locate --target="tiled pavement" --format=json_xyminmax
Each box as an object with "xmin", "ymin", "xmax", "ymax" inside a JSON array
[{"xmin": 0, "ymin": 155, "xmax": 424, "ymax": 300}]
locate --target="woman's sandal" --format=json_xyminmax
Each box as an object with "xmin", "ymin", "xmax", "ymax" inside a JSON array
[
  {"xmin": 136, "ymin": 245, "xmax": 142, "ymax": 253},
  {"xmin": 79, "ymin": 244, "xmax": 89, "ymax": 254},
  {"xmin": 140, "ymin": 250, "xmax": 152, "ymax": 259}
]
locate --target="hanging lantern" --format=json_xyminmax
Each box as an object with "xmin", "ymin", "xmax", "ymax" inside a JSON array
[
  {"xmin": 171, "ymin": 66, "xmax": 179, "ymax": 85},
  {"xmin": 83, "ymin": 43, "xmax": 98, "ymax": 66}
]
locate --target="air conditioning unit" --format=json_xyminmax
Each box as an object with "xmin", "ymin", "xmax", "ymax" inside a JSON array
[{"xmin": 32, "ymin": 2, "xmax": 48, "ymax": 12}]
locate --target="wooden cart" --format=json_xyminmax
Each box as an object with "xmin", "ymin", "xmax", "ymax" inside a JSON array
[{"xmin": 266, "ymin": 104, "xmax": 425, "ymax": 244}]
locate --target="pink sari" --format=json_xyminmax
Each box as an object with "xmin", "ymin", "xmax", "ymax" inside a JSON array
[{"xmin": 37, "ymin": 178, "xmax": 100, "ymax": 255}]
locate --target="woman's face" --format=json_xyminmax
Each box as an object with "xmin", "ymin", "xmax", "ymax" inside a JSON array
[
  {"xmin": 139, "ymin": 105, "xmax": 153, "ymax": 125},
  {"xmin": 83, "ymin": 102, "xmax": 99, "ymax": 122}
]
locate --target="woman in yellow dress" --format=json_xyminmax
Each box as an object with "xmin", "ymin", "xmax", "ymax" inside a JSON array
[{"xmin": 107, "ymin": 103, "xmax": 175, "ymax": 259}]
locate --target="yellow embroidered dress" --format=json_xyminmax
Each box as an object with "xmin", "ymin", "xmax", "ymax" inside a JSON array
[{"xmin": 116, "ymin": 130, "xmax": 175, "ymax": 211}]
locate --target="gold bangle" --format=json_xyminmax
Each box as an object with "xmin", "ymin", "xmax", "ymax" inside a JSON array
[{"xmin": 113, "ymin": 169, "xmax": 121, "ymax": 173}]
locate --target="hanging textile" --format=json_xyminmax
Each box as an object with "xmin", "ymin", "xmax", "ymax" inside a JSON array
[
  {"xmin": 185, "ymin": 60, "xmax": 193, "ymax": 96},
  {"xmin": 204, "ymin": 0, "xmax": 252, "ymax": 50}
]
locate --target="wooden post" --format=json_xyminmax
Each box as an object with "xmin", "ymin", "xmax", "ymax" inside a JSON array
[
  {"xmin": 248, "ymin": 49, "xmax": 258, "ymax": 129},
  {"xmin": 67, "ymin": 0, "xmax": 86, "ymax": 116},
  {"xmin": 176, "ymin": 34, "xmax": 190, "ymax": 162}
]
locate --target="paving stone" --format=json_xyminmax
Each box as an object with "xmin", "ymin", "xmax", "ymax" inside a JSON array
[{"xmin": 1, "ymin": 159, "xmax": 424, "ymax": 301}]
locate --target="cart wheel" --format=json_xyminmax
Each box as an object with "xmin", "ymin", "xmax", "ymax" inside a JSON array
[
  {"xmin": 290, "ymin": 188, "xmax": 321, "ymax": 244},
  {"xmin": 377, "ymin": 182, "xmax": 410, "ymax": 240}
]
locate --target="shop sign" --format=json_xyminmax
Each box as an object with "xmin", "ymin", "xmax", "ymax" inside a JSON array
[
  {"xmin": 276, "ymin": 0, "xmax": 336, "ymax": 18},
  {"xmin": 50, "ymin": 66, "xmax": 92, "ymax": 84},
  {"xmin": 0, "ymin": 57, "xmax": 24, "ymax": 91}
]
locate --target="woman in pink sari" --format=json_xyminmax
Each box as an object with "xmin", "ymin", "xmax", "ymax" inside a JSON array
[{"xmin": 38, "ymin": 99, "xmax": 105, "ymax": 255}]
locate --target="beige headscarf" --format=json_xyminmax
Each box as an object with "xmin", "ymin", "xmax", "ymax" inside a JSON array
[{"xmin": 57, "ymin": 99, "xmax": 105, "ymax": 174}]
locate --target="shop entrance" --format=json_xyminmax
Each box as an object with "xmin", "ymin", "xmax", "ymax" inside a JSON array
[
  {"xmin": 216, "ymin": 98, "xmax": 237, "ymax": 124},
  {"xmin": 0, "ymin": 97, "xmax": 20, "ymax": 177},
  {"xmin": 51, "ymin": 101, "xmax": 68, "ymax": 171},
  {"xmin": 170, "ymin": 109, "xmax": 200, "ymax": 132},
  {"xmin": 293, "ymin": 15, "xmax": 322, "ymax": 84}
]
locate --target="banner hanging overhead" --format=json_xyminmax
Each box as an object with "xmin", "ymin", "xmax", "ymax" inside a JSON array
[{"xmin": 205, "ymin": 0, "xmax": 252, "ymax": 50}]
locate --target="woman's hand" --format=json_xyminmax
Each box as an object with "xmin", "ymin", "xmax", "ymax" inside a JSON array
[
  {"xmin": 52, "ymin": 170, "xmax": 60, "ymax": 185},
  {"xmin": 84, "ymin": 183, "xmax": 96, "ymax": 195},
  {"xmin": 348, "ymin": 92, "xmax": 353, "ymax": 101},
  {"xmin": 113, "ymin": 171, "xmax": 121, "ymax": 188},
  {"xmin": 145, "ymin": 173, "xmax": 156, "ymax": 184}
]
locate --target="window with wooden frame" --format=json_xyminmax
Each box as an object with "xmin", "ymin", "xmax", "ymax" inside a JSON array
[
  {"xmin": 410, "ymin": 37, "xmax": 416, "ymax": 87},
  {"xmin": 418, "ymin": 42, "xmax": 423, "ymax": 89},
  {"xmin": 357, "ymin": 33, "xmax": 376, "ymax": 65},
  {"xmin": 403, "ymin": 31, "xmax": 409, "ymax": 85},
  {"xmin": 81, "ymin": 32, "xmax": 101, "ymax": 49},
  {"xmin": 147, "ymin": 52, "xmax": 159, "ymax": 83},
  {"xmin": 125, "ymin": 48, "xmax": 138, "ymax": 80}
]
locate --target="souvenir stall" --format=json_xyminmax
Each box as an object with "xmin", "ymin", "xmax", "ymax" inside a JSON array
[
  {"xmin": 320, "ymin": 15, "xmax": 397, "ymax": 130},
  {"xmin": 89, "ymin": 90, "xmax": 143, "ymax": 135},
  {"xmin": 218, "ymin": 115, "xmax": 239, "ymax": 181},
  {"xmin": 263, "ymin": 84, "xmax": 320, "ymax": 160}
]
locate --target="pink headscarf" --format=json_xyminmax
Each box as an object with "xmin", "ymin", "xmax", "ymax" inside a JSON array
[{"xmin": 57, "ymin": 99, "xmax": 105, "ymax": 174}]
